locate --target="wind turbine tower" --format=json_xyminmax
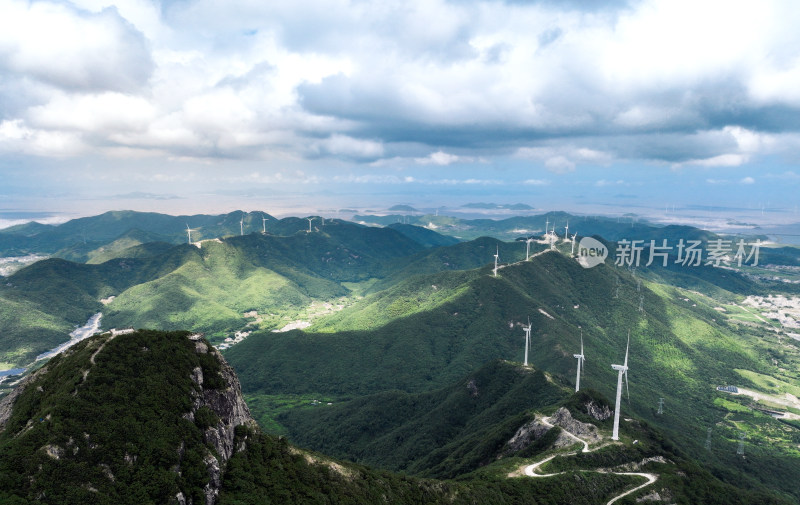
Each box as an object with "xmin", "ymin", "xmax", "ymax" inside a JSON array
[
  {"xmin": 564, "ymin": 220, "xmax": 569, "ymax": 241},
  {"xmin": 262, "ymin": 215, "xmax": 268, "ymax": 234},
  {"xmin": 185, "ymin": 224, "xmax": 196, "ymax": 244},
  {"xmin": 523, "ymin": 317, "xmax": 532, "ymax": 366},
  {"xmin": 307, "ymin": 217, "xmax": 314, "ymax": 233},
  {"xmin": 526, "ymin": 236, "xmax": 534, "ymax": 260},
  {"xmin": 240, "ymin": 214, "xmax": 245, "ymax": 236},
  {"xmin": 571, "ymin": 232, "xmax": 578, "ymax": 256},
  {"xmin": 573, "ymin": 330, "xmax": 585, "ymax": 392},
  {"xmin": 611, "ymin": 332, "xmax": 630, "ymax": 441},
  {"xmin": 493, "ymin": 246, "xmax": 499, "ymax": 277},
  {"xmin": 544, "ymin": 218, "xmax": 550, "ymax": 240}
]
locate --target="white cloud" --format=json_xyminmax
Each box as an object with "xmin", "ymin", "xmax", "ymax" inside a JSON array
[
  {"xmin": 0, "ymin": 119, "xmax": 85, "ymax": 156},
  {"xmin": 1, "ymin": 0, "xmax": 800, "ymax": 171},
  {"xmin": 740, "ymin": 176, "xmax": 755, "ymax": 184},
  {"xmin": 414, "ymin": 150, "xmax": 475, "ymax": 165},
  {"xmin": 0, "ymin": 0, "xmax": 152, "ymax": 91},
  {"xmin": 29, "ymin": 92, "xmax": 157, "ymax": 133},
  {"xmin": 314, "ymin": 134, "xmax": 384, "ymax": 160},
  {"xmin": 595, "ymin": 179, "xmax": 625, "ymax": 187},
  {"xmin": 523, "ymin": 179, "xmax": 550, "ymax": 186},
  {"xmin": 683, "ymin": 154, "xmax": 749, "ymax": 168}
]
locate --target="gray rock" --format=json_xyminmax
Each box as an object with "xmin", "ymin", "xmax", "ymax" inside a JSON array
[
  {"xmin": 550, "ymin": 407, "xmax": 601, "ymax": 443},
  {"xmin": 505, "ymin": 418, "xmax": 551, "ymax": 454},
  {"xmin": 585, "ymin": 400, "xmax": 612, "ymax": 421}
]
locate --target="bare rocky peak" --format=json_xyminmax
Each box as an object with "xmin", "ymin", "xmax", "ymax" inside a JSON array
[
  {"xmin": 185, "ymin": 336, "xmax": 259, "ymax": 505},
  {"xmin": 549, "ymin": 407, "xmax": 601, "ymax": 443}
]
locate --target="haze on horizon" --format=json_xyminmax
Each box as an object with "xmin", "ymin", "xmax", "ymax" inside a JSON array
[{"xmin": 1, "ymin": 0, "xmax": 799, "ymax": 224}]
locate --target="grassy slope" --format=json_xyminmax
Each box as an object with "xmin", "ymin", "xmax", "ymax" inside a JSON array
[
  {"xmin": 279, "ymin": 360, "xmax": 567, "ymax": 476},
  {"xmin": 0, "ymin": 223, "xmax": 427, "ymax": 366},
  {"xmin": 227, "ymin": 250, "xmax": 800, "ymax": 502},
  {"xmin": 0, "ymin": 330, "xmax": 653, "ymax": 505}
]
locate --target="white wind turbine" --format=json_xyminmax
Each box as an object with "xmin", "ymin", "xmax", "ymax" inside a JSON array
[
  {"xmin": 523, "ymin": 317, "xmax": 532, "ymax": 366},
  {"xmin": 574, "ymin": 329, "xmax": 585, "ymax": 392},
  {"xmin": 262, "ymin": 215, "xmax": 268, "ymax": 234},
  {"xmin": 307, "ymin": 217, "xmax": 314, "ymax": 233},
  {"xmin": 185, "ymin": 224, "xmax": 197, "ymax": 244},
  {"xmin": 493, "ymin": 246, "xmax": 499, "ymax": 277},
  {"xmin": 571, "ymin": 232, "xmax": 578, "ymax": 256},
  {"xmin": 544, "ymin": 218, "xmax": 550, "ymax": 240},
  {"xmin": 549, "ymin": 224, "xmax": 557, "ymax": 250},
  {"xmin": 611, "ymin": 332, "xmax": 631, "ymax": 441},
  {"xmin": 240, "ymin": 214, "xmax": 245, "ymax": 236},
  {"xmin": 564, "ymin": 220, "xmax": 569, "ymax": 242},
  {"xmin": 526, "ymin": 236, "xmax": 535, "ymax": 260}
]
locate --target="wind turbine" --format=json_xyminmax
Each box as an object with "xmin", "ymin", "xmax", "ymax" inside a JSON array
[
  {"xmin": 611, "ymin": 332, "xmax": 630, "ymax": 441},
  {"xmin": 573, "ymin": 330, "xmax": 585, "ymax": 392},
  {"xmin": 544, "ymin": 217, "xmax": 550, "ymax": 239},
  {"xmin": 564, "ymin": 220, "xmax": 569, "ymax": 241},
  {"xmin": 240, "ymin": 214, "xmax": 245, "ymax": 236},
  {"xmin": 523, "ymin": 317, "xmax": 532, "ymax": 366},
  {"xmin": 526, "ymin": 236, "xmax": 534, "ymax": 260},
  {"xmin": 307, "ymin": 217, "xmax": 314, "ymax": 233},
  {"xmin": 262, "ymin": 215, "xmax": 268, "ymax": 234},
  {"xmin": 493, "ymin": 246, "xmax": 499, "ymax": 277},
  {"xmin": 185, "ymin": 224, "xmax": 197, "ymax": 244},
  {"xmin": 571, "ymin": 232, "xmax": 578, "ymax": 256}
]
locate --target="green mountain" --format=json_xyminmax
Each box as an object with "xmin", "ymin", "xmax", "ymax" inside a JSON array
[
  {"xmin": 0, "ymin": 210, "xmax": 283, "ymax": 258},
  {"xmin": 280, "ymin": 359, "xmax": 568, "ymax": 476},
  {"xmin": 2, "ymin": 329, "xmax": 754, "ymax": 505},
  {"xmin": 3, "ymin": 210, "xmax": 800, "ymax": 503},
  {"xmin": 0, "ymin": 221, "xmax": 432, "ymax": 366},
  {"xmin": 226, "ymin": 250, "xmax": 800, "ymax": 502},
  {"xmin": 386, "ymin": 223, "xmax": 461, "ymax": 248}
]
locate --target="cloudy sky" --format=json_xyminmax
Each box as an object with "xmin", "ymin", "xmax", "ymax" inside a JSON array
[{"xmin": 1, "ymin": 0, "xmax": 799, "ymax": 221}]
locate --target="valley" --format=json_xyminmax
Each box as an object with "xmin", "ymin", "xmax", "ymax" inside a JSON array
[{"xmin": 0, "ymin": 210, "xmax": 799, "ymax": 504}]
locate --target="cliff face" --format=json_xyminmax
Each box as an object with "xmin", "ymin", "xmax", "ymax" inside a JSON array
[
  {"xmin": 0, "ymin": 330, "xmax": 260, "ymax": 505},
  {"xmin": 183, "ymin": 335, "xmax": 259, "ymax": 505}
]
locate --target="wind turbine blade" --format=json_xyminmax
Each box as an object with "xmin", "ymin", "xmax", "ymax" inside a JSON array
[
  {"xmin": 624, "ymin": 331, "xmax": 630, "ymax": 367},
  {"xmin": 625, "ymin": 370, "xmax": 630, "ymax": 401}
]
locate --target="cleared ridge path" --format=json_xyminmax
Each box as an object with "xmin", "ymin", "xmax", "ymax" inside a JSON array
[{"xmin": 519, "ymin": 416, "xmax": 659, "ymax": 505}]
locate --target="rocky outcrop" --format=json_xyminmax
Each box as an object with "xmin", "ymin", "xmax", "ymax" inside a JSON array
[
  {"xmin": 549, "ymin": 407, "xmax": 601, "ymax": 443},
  {"xmin": 185, "ymin": 334, "xmax": 258, "ymax": 505},
  {"xmin": 0, "ymin": 366, "xmax": 47, "ymax": 434},
  {"xmin": 505, "ymin": 418, "xmax": 551, "ymax": 454},
  {"xmin": 612, "ymin": 455, "xmax": 671, "ymax": 472},
  {"xmin": 503, "ymin": 415, "xmax": 575, "ymax": 455},
  {"xmin": 466, "ymin": 379, "xmax": 479, "ymax": 397},
  {"xmin": 585, "ymin": 400, "xmax": 612, "ymax": 421}
]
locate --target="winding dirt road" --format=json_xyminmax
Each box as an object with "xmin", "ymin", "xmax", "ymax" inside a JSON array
[{"xmin": 519, "ymin": 416, "xmax": 659, "ymax": 505}]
